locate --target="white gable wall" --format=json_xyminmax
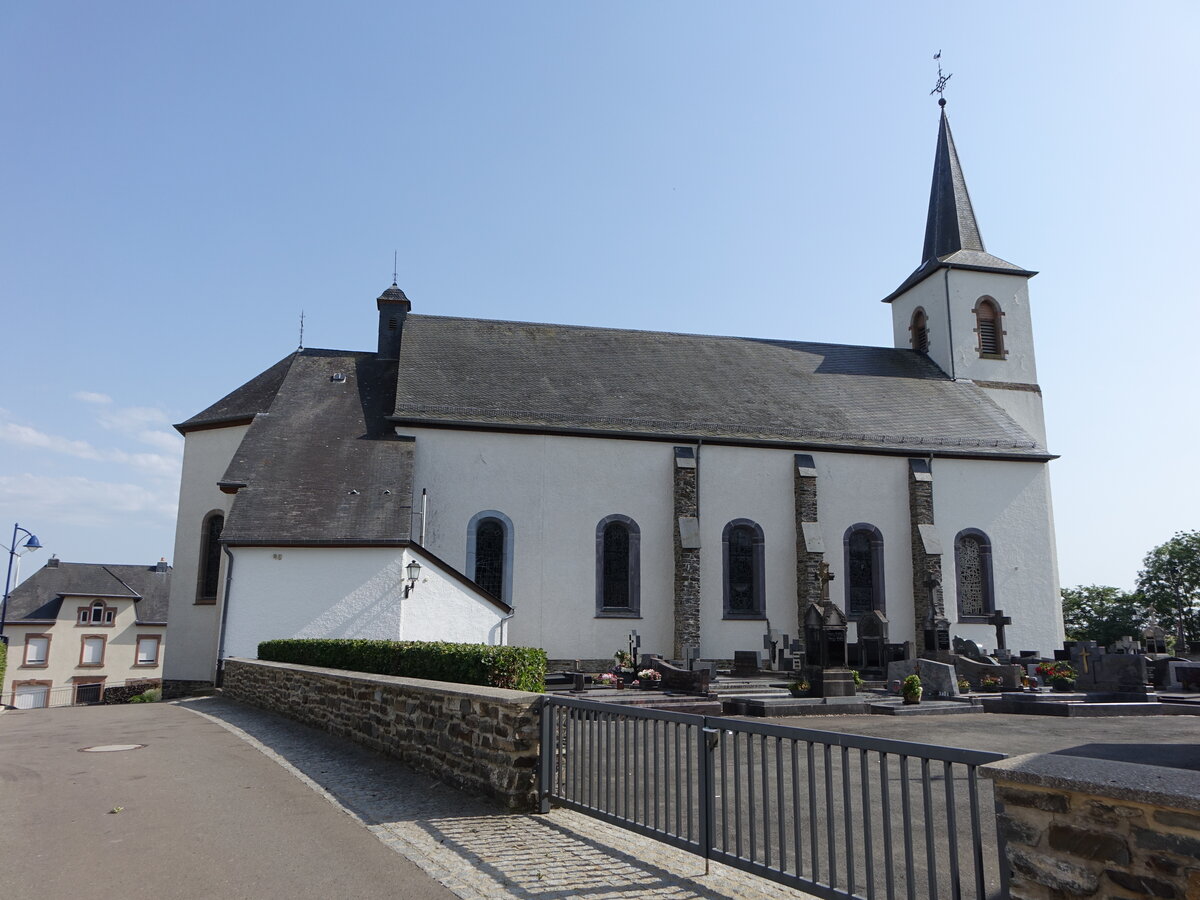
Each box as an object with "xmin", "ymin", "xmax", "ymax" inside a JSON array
[
  {"xmin": 221, "ymin": 545, "xmax": 507, "ymax": 661},
  {"xmin": 163, "ymin": 423, "xmax": 248, "ymax": 683}
]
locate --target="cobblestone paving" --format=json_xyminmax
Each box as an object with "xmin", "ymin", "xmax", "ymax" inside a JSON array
[{"xmin": 179, "ymin": 697, "xmax": 812, "ymax": 900}]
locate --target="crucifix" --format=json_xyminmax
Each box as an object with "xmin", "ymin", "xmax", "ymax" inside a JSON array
[
  {"xmin": 627, "ymin": 630, "xmax": 641, "ymax": 665},
  {"xmin": 815, "ymin": 562, "xmax": 835, "ymax": 604},
  {"xmin": 987, "ymin": 609, "xmax": 1012, "ymax": 651},
  {"xmin": 1078, "ymin": 642, "xmax": 1092, "ymax": 674}
]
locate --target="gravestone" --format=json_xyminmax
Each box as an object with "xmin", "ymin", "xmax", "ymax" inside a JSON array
[
  {"xmin": 1110, "ymin": 635, "xmax": 1141, "ymax": 655},
  {"xmin": 1071, "ymin": 641, "xmax": 1151, "ymax": 695},
  {"xmin": 680, "ymin": 644, "xmax": 701, "ymax": 671},
  {"xmin": 953, "ymin": 636, "xmax": 996, "ymax": 665},
  {"xmin": 1143, "ymin": 626, "xmax": 1168, "ymax": 655},
  {"xmin": 732, "ymin": 650, "xmax": 760, "ymax": 677},
  {"xmin": 886, "ymin": 658, "xmax": 960, "ymax": 699},
  {"xmin": 858, "ymin": 610, "xmax": 889, "ymax": 675},
  {"xmin": 921, "ymin": 605, "xmax": 953, "ymax": 662},
  {"xmin": 804, "ymin": 601, "xmax": 848, "ymax": 669}
]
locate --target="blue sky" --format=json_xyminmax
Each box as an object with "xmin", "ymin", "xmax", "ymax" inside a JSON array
[{"xmin": 2, "ymin": 2, "xmax": 1196, "ymax": 593}]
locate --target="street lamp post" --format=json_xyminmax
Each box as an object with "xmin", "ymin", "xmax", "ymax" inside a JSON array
[{"xmin": 1, "ymin": 522, "xmax": 42, "ymax": 641}]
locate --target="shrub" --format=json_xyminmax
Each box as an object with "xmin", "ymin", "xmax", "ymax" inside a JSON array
[
  {"xmin": 901, "ymin": 674, "xmax": 922, "ymax": 696},
  {"xmin": 257, "ymin": 639, "xmax": 547, "ymax": 693},
  {"xmin": 129, "ymin": 688, "xmax": 161, "ymax": 703},
  {"xmin": 850, "ymin": 669, "xmax": 863, "ymax": 688}
]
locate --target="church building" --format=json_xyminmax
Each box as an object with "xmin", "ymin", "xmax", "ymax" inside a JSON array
[{"xmin": 163, "ymin": 102, "xmax": 1063, "ymax": 691}]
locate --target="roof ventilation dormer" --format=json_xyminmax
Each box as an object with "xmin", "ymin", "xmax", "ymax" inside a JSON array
[
  {"xmin": 376, "ymin": 282, "xmax": 411, "ymax": 360},
  {"xmin": 46, "ymin": 555, "xmax": 60, "ymax": 568}
]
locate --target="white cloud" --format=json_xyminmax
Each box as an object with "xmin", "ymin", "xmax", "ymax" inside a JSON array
[
  {"xmin": 74, "ymin": 391, "xmax": 113, "ymax": 405},
  {"xmin": 96, "ymin": 405, "xmax": 170, "ymax": 433},
  {"xmin": 0, "ymin": 473, "xmax": 179, "ymax": 526},
  {"xmin": 0, "ymin": 418, "xmax": 181, "ymax": 476}
]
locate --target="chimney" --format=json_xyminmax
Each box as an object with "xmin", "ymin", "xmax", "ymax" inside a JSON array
[
  {"xmin": 376, "ymin": 282, "xmax": 411, "ymax": 359},
  {"xmin": 46, "ymin": 555, "xmax": 60, "ymax": 568},
  {"xmin": 156, "ymin": 557, "xmax": 169, "ymax": 574}
]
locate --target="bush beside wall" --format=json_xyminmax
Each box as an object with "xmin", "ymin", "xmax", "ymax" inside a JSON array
[{"xmin": 257, "ymin": 638, "xmax": 547, "ymax": 693}]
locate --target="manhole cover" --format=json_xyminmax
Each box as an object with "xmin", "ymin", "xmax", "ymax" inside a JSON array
[{"xmin": 79, "ymin": 744, "xmax": 146, "ymax": 753}]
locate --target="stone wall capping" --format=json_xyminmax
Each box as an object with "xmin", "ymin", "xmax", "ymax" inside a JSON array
[
  {"xmin": 234, "ymin": 657, "xmax": 543, "ymax": 703},
  {"xmin": 982, "ymin": 752, "xmax": 1200, "ymax": 814}
]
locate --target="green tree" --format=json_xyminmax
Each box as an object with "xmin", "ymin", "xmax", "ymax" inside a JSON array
[
  {"xmin": 1060, "ymin": 584, "xmax": 1143, "ymax": 648},
  {"xmin": 1136, "ymin": 531, "xmax": 1200, "ymax": 651}
]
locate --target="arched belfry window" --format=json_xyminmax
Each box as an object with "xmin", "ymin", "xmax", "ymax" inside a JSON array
[
  {"xmin": 954, "ymin": 529, "xmax": 995, "ymax": 620},
  {"xmin": 911, "ymin": 308, "xmax": 929, "ymax": 353},
  {"xmin": 974, "ymin": 298, "xmax": 1005, "ymax": 357},
  {"xmin": 196, "ymin": 511, "xmax": 224, "ymax": 604},
  {"xmin": 466, "ymin": 510, "xmax": 514, "ymax": 605},
  {"xmin": 843, "ymin": 524, "xmax": 885, "ymax": 619},
  {"xmin": 595, "ymin": 515, "xmax": 641, "ymax": 617},
  {"xmin": 722, "ymin": 519, "xmax": 765, "ymax": 618}
]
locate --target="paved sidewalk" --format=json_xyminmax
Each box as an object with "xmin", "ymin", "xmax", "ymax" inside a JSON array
[{"xmin": 178, "ymin": 696, "xmax": 811, "ymax": 900}]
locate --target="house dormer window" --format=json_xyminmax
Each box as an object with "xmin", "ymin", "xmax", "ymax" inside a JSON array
[
  {"xmin": 910, "ymin": 308, "xmax": 929, "ymax": 353},
  {"xmin": 78, "ymin": 600, "xmax": 115, "ymax": 625},
  {"xmin": 974, "ymin": 298, "xmax": 1005, "ymax": 357}
]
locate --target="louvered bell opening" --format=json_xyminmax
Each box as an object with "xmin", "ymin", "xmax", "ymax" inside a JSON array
[
  {"xmin": 911, "ymin": 309, "xmax": 929, "ymax": 353},
  {"xmin": 976, "ymin": 301, "xmax": 1001, "ymax": 355}
]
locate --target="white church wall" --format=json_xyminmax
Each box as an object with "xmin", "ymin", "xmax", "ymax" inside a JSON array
[
  {"xmin": 408, "ymin": 427, "xmax": 676, "ymax": 660},
  {"xmin": 977, "ymin": 386, "xmax": 1048, "ymax": 448},
  {"xmin": 696, "ymin": 444, "xmax": 798, "ymax": 659},
  {"xmin": 933, "ymin": 458, "xmax": 1063, "ymax": 656},
  {"xmin": 221, "ymin": 546, "xmax": 507, "ymax": 661},
  {"xmin": 889, "ymin": 275, "xmax": 952, "ymax": 375},
  {"xmin": 811, "ymin": 452, "xmax": 915, "ymax": 644},
  {"xmin": 163, "ymin": 423, "xmax": 248, "ymax": 683},
  {"xmin": 944, "ymin": 269, "xmax": 1038, "ymax": 386}
]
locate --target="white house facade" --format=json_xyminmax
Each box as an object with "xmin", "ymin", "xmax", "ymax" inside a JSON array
[{"xmin": 163, "ymin": 102, "xmax": 1063, "ymax": 690}]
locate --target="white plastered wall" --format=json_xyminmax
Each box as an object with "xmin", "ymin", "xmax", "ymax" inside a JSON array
[
  {"xmin": 162, "ymin": 424, "xmax": 247, "ymax": 683},
  {"xmin": 933, "ymin": 458, "xmax": 1063, "ymax": 656},
  {"xmin": 221, "ymin": 546, "xmax": 507, "ymax": 661},
  {"xmin": 889, "ymin": 269, "xmax": 1047, "ymax": 445},
  {"xmin": 409, "ymin": 428, "xmax": 675, "ymax": 660}
]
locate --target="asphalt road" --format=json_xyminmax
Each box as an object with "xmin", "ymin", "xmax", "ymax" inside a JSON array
[{"xmin": 0, "ymin": 703, "xmax": 458, "ymax": 900}]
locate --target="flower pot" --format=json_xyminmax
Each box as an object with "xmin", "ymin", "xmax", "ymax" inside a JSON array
[
  {"xmin": 902, "ymin": 689, "xmax": 922, "ymax": 705},
  {"xmin": 640, "ymin": 681, "xmax": 659, "ymax": 690},
  {"xmin": 1051, "ymin": 680, "xmax": 1076, "ymax": 693}
]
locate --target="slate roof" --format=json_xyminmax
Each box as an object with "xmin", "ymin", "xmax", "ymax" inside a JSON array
[
  {"xmin": 5, "ymin": 561, "xmax": 171, "ymax": 623},
  {"xmin": 389, "ymin": 315, "xmax": 1046, "ymax": 456},
  {"xmin": 883, "ymin": 107, "xmax": 1036, "ymax": 303},
  {"xmin": 177, "ymin": 354, "xmax": 295, "ymax": 432},
  {"xmin": 218, "ymin": 350, "xmax": 415, "ymax": 545}
]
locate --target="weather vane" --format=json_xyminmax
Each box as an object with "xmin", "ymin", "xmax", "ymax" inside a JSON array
[
  {"xmin": 930, "ymin": 50, "xmax": 952, "ymax": 106},
  {"xmin": 392, "ymin": 250, "xmax": 398, "ymax": 286},
  {"xmin": 298, "ymin": 309, "xmax": 305, "ymax": 350}
]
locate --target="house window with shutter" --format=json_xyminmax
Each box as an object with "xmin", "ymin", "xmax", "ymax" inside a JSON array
[{"xmin": 974, "ymin": 298, "xmax": 1005, "ymax": 358}]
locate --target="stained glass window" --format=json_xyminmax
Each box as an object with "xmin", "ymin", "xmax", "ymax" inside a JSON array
[
  {"xmin": 847, "ymin": 529, "xmax": 876, "ymax": 617},
  {"xmin": 198, "ymin": 514, "xmax": 223, "ymax": 602},
  {"xmin": 602, "ymin": 521, "xmax": 630, "ymax": 608},
  {"xmin": 728, "ymin": 525, "xmax": 756, "ymax": 612},
  {"xmin": 955, "ymin": 530, "xmax": 993, "ymax": 618},
  {"xmin": 474, "ymin": 519, "xmax": 505, "ymax": 599}
]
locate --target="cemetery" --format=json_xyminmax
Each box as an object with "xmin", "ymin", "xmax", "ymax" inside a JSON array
[{"xmin": 543, "ymin": 596, "xmax": 1200, "ymax": 720}]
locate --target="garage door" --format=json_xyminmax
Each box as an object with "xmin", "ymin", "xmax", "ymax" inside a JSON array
[{"xmin": 14, "ymin": 684, "xmax": 49, "ymax": 709}]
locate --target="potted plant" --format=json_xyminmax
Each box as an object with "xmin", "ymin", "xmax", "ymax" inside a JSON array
[
  {"xmin": 1036, "ymin": 661, "xmax": 1077, "ymax": 692},
  {"xmin": 850, "ymin": 670, "xmax": 864, "ymax": 691},
  {"xmin": 788, "ymin": 679, "xmax": 811, "ymax": 698},
  {"xmin": 979, "ymin": 674, "xmax": 1003, "ymax": 693},
  {"xmin": 637, "ymin": 668, "xmax": 662, "ymax": 690},
  {"xmin": 614, "ymin": 650, "xmax": 635, "ymax": 677},
  {"xmin": 956, "ymin": 677, "xmax": 971, "ymax": 693},
  {"xmin": 901, "ymin": 674, "xmax": 923, "ymax": 704}
]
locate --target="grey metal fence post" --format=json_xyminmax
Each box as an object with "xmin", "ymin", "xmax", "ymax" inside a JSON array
[
  {"xmin": 702, "ymin": 725, "xmax": 720, "ymax": 876},
  {"xmin": 538, "ymin": 697, "xmax": 553, "ymax": 814}
]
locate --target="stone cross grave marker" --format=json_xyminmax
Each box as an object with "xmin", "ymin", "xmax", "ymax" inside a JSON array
[
  {"xmin": 763, "ymin": 627, "xmax": 788, "ymax": 670},
  {"xmin": 680, "ymin": 644, "xmax": 700, "ymax": 671},
  {"xmin": 987, "ymin": 609, "xmax": 1012, "ymax": 651},
  {"xmin": 1111, "ymin": 635, "xmax": 1140, "ymax": 655},
  {"xmin": 627, "ymin": 630, "xmax": 641, "ymax": 666}
]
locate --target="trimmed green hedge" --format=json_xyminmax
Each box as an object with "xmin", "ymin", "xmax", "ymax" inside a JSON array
[{"xmin": 257, "ymin": 639, "xmax": 546, "ymax": 693}]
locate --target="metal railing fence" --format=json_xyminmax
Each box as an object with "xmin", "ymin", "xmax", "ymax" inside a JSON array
[{"xmin": 540, "ymin": 695, "xmax": 1008, "ymax": 900}]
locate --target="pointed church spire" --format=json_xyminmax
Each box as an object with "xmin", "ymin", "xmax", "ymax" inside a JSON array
[{"xmin": 921, "ymin": 101, "xmax": 985, "ymax": 263}]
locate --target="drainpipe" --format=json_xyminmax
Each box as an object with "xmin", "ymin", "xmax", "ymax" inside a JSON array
[
  {"xmin": 420, "ymin": 488, "xmax": 428, "ymax": 545},
  {"xmin": 943, "ymin": 267, "xmax": 957, "ymax": 380},
  {"xmin": 497, "ymin": 609, "xmax": 516, "ymax": 646},
  {"xmin": 215, "ymin": 545, "xmax": 236, "ymax": 687}
]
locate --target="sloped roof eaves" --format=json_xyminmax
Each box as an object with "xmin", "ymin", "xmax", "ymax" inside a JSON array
[
  {"xmin": 3, "ymin": 563, "xmax": 171, "ymax": 623},
  {"xmin": 881, "ymin": 255, "xmax": 1038, "ymax": 304},
  {"xmin": 176, "ymin": 353, "xmax": 297, "ymax": 433}
]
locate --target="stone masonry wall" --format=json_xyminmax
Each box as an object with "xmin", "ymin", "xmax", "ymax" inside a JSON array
[
  {"xmin": 908, "ymin": 460, "xmax": 943, "ymax": 654},
  {"xmin": 673, "ymin": 447, "xmax": 700, "ymax": 658},
  {"xmin": 793, "ymin": 455, "xmax": 823, "ymax": 640},
  {"xmin": 984, "ymin": 753, "xmax": 1200, "ymax": 900},
  {"xmin": 222, "ymin": 658, "xmax": 542, "ymax": 810}
]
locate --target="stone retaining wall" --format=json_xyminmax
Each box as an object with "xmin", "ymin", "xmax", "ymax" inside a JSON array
[
  {"xmin": 982, "ymin": 752, "xmax": 1200, "ymax": 899},
  {"xmin": 221, "ymin": 658, "xmax": 543, "ymax": 810}
]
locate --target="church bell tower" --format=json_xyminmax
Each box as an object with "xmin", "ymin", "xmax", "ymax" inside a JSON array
[{"xmin": 883, "ymin": 96, "xmax": 1047, "ymax": 446}]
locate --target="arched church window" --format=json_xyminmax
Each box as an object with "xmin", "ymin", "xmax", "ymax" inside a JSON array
[
  {"xmin": 843, "ymin": 524, "xmax": 885, "ymax": 619},
  {"xmin": 722, "ymin": 519, "xmax": 765, "ymax": 618},
  {"xmin": 911, "ymin": 308, "xmax": 929, "ymax": 353},
  {"xmin": 955, "ymin": 529, "xmax": 995, "ymax": 620},
  {"xmin": 595, "ymin": 515, "xmax": 641, "ymax": 616},
  {"xmin": 466, "ymin": 510, "xmax": 514, "ymax": 605},
  {"xmin": 974, "ymin": 298, "xmax": 1004, "ymax": 357},
  {"xmin": 196, "ymin": 512, "xmax": 224, "ymax": 604}
]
